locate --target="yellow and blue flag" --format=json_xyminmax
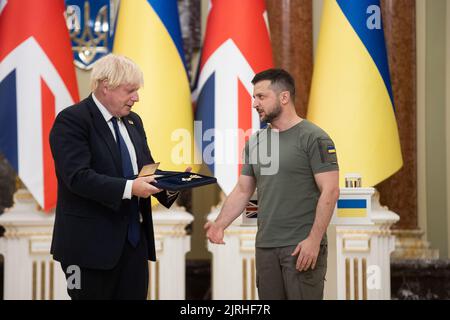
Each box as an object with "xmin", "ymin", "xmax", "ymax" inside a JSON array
[
  {"xmin": 336, "ymin": 199, "xmax": 367, "ymax": 218},
  {"xmin": 113, "ymin": 0, "xmax": 195, "ymax": 173},
  {"xmin": 307, "ymin": 0, "xmax": 403, "ymax": 187}
]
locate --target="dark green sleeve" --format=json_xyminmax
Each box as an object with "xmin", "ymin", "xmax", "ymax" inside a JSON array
[{"xmin": 308, "ymin": 136, "xmax": 339, "ymax": 174}]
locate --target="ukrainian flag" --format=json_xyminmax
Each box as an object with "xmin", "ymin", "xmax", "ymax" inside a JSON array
[
  {"xmin": 113, "ymin": 0, "xmax": 195, "ymax": 173},
  {"xmin": 307, "ymin": 0, "xmax": 403, "ymax": 187},
  {"xmin": 337, "ymin": 199, "xmax": 367, "ymax": 218}
]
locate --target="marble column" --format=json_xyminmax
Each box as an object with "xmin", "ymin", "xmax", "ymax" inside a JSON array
[
  {"xmin": 265, "ymin": 0, "xmax": 313, "ymax": 118},
  {"xmin": 378, "ymin": 0, "xmax": 434, "ymax": 258},
  {"xmin": 377, "ymin": 0, "xmax": 417, "ymax": 230}
]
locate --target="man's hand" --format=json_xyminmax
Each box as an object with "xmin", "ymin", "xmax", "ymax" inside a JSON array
[
  {"xmin": 291, "ymin": 236, "xmax": 321, "ymax": 271},
  {"xmin": 132, "ymin": 176, "xmax": 162, "ymax": 198},
  {"xmin": 185, "ymin": 166, "xmax": 192, "ymax": 172},
  {"xmin": 204, "ymin": 221, "xmax": 225, "ymax": 244}
]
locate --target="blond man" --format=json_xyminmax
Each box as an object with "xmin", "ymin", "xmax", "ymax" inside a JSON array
[{"xmin": 49, "ymin": 54, "xmax": 180, "ymax": 299}]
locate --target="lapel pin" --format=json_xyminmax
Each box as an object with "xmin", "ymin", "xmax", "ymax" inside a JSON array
[{"xmin": 128, "ymin": 120, "xmax": 134, "ymax": 125}]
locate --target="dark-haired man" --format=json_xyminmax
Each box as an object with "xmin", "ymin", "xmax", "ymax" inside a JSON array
[{"xmin": 205, "ymin": 68, "xmax": 339, "ymax": 300}]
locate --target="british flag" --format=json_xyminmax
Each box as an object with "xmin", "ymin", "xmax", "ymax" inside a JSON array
[
  {"xmin": 244, "ymin": 199, "xmax": 258, "ymax": 219},
  {"xmin": 194, "ymin": 0, "xmax": 273, "ymax": 195},
  {"xmin": 0, "ymin": 0, "xmax": 79, "ymax": 211}
]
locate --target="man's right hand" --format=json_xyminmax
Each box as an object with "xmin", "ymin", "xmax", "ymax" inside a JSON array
[
  {"xmin": 204, "ymin": 221, "xmax": 225, "ymax": 244},
  {"xmin": 132, "ymin": 176, "xmax": 162, "ymax": 198}
]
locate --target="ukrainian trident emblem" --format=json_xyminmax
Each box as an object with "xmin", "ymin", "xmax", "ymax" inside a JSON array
[{"xmin": 64, "ymin": 0, "xmax": 119, "ymax": 70}]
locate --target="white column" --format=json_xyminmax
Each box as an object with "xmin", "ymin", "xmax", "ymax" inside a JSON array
[
  {"xmin": 0, "ymin": 190, "xmax": 193, "ymax": 300},
  {"xmin": 334, "ymin": 188, "xmax": 399, "ymax": 300},
  {"xmin": 207, "ymin": 205, "xmax": 258, "ymax": 300},
  {"xmin": 0, "ymin": 189, "xmax": 69, "ymax": 300},
  {"xmin": 151, "ymin": 204, "xmax": 193, "ymax": 300}
]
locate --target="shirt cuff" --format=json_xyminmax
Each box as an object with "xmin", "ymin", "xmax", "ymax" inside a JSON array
[{"xmin": 123, "ymin": 180, "xmax": 133, "ymax": 199}]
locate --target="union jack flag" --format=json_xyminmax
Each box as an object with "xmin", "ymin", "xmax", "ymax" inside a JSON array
[
  {"xmin": 0, "ymin": 0, "xmax": 79, "ymax": 211},
  {"xmin": 244, "ymin": 199, "xmax": 258, "ymax": 219},
  {"xmin": 194, "ymin": 0, "xmax": 273, "ymax": 195}
]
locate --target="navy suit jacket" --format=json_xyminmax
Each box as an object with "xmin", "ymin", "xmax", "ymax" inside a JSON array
[{"xmin": 49, "ymin": 95, "xmax": 176, "ymax": 270}]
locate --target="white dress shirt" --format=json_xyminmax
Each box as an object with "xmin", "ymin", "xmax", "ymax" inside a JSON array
[{"xmin": 92, "ymin": 93, "xmax": 136, "ymax": 199}]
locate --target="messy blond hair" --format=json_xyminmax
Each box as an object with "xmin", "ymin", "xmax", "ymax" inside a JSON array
[{"xmin": 90, "ymin": 54, "xmax": 144, "ymax": 91}]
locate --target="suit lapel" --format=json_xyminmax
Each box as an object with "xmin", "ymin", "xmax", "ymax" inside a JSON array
[{"xmin": 87, "ymin": 96, "xmax": 123, "ymax": 175}]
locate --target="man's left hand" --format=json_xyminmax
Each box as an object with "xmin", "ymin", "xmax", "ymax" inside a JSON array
[
  {"xmin": 185, "ymin": 166, "xmax": 192, "ymax": 173},
  {"xmin": 291, "ymin": 237, "xmax": 321, "ymax": 272}
]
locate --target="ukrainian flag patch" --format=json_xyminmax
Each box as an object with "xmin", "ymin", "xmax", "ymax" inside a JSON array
[{"xmin": 318, "ymin": 138, "xmax": 338, "ymax": 164}]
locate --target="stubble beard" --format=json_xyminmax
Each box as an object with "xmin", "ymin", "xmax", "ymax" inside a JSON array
[{"xmin": 262, "ymin": 102, "xmax": 282, "ymax": 123}]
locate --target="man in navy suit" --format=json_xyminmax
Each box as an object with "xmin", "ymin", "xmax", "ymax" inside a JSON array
[{"xmin": 49, "ymin": 54, "xmax": 182, "ymax": 299}]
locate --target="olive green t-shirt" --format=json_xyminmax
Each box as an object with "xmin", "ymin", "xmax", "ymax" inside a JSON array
[{"xmin": 241, "ymin": 119, "xmax": 339, "ymax": 248}]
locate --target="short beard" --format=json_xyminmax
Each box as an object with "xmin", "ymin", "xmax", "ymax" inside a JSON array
[{"xmin": 262, "ymin": 102, "xmax": 282, "ymax": 123}]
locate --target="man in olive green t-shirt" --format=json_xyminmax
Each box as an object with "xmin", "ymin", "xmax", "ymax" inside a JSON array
[{"xmin": 205, "ymin": 69, "xmax": 339, "ymax": 300}]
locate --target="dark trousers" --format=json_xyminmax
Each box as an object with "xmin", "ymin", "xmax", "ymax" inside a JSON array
[
  {"xmin": 255, "ymin": 244, "xmax": 328, "ymax": 300},
  {"xmin": 61, "ymin": 227, "xmax": 149, "ymax": 300}
]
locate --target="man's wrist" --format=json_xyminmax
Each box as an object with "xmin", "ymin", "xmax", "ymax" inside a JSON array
[
  {"xmin": 308, "ymin": 230, "xmax": 323, "ymax": 243},
  {"xmin": 123, "ymin": 180, "xmax": 133, "ymax": 199},
  {"xmin": 213, "ymin": 220, "xmax": 227, "ymax": 230}
]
